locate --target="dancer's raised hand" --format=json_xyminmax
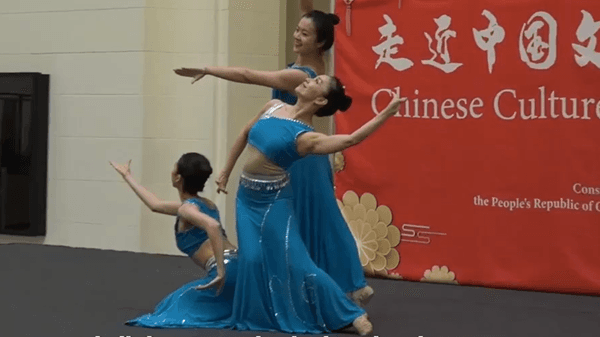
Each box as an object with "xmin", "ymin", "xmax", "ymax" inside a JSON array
[
  {"xmin": 384, "ymin": 93, "xmax": 406, "ymax": 116},
  {"xmin": 195, "ymin": 273, "xmax": 226, "ymax": 296},
  {"xmin": 110, "ymin": 160, "xmax": 132, "ymax": 178},
  {"xmin": 173, "ymin": 67, "xmax": 206, "ymax": 84}
]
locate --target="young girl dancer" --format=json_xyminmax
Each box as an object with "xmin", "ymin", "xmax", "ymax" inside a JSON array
[{"xmin": 110, "ymin": 153, "xmax": 238, "ymax": 328}]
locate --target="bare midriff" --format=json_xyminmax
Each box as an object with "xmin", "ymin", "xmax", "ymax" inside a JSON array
[
  {"xmin": 242, "ymin": 145, "xmax": 287, "ymax": 177},
  {"xmin": 189, "ymin": 240, "xmax": 236, "ymax": 269}
]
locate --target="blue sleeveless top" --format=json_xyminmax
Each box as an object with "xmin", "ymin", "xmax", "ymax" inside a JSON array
[
  {"xmin": 247, "ymin": 103, "xmax": 314, "ymax": 170},
  {"xmin": 174, "ymin": 198, "xmax": 227, "ymax": 257},
  {"xmin": 271, "ymin": 63, "xmax": 318, "ymax": 104}
]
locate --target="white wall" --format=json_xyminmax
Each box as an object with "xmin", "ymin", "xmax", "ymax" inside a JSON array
[
  {"xmin": 0, "ymin": 0, "xmax": 148, "ymax": 249},
  {"xmin": 0, "ymin": 0, "xmax": 326, "ymax": 255},
  {"xmin": 221, "ymin": 1, "xmax": 287, "ymax": 244},
  {"xmin": 0, "ymin": 0, "xmax": 286, "ymax": 254},
  {"xmin": 137, "ymin": 1, "xmax": 227, "ymax": 255}
]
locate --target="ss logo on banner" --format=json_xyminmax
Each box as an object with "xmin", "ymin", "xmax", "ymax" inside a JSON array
[{"xmin": 401, "ymin": 224, "xmax": 446, "ymax": 244}]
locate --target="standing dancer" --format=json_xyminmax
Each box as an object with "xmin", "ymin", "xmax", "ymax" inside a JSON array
[
  {"xmin": 110, "ymin": 153, "xmax": 238, "ymax": 328},
  {"xmin": 174, "ymin": 0, "xmax": 372, "ymax": 305},
  {"xmin": 221, "ymin": 75, "xmax": 404, "ymax": 335}
]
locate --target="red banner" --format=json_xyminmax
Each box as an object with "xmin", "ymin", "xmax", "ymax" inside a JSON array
[{"xmin": 333, "ymin": 0, "xmax": 600, "ymax": 295}]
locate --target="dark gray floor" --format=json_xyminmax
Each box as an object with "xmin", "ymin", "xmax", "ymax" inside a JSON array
[{"xmin": 2, "ymin": 243, "xmax": 599, "ymax": 337}]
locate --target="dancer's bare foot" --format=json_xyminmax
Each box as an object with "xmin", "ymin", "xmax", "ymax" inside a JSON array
[
  {"xmin": 351, "ymin": 285, "xmax": 374, "ymax": 307},
  {"xmin": 353, "ymin": 313, "xmax": 373, "ymax": 336}
]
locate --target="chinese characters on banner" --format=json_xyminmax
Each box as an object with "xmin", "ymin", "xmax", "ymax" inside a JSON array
[
  {"xmin": 573, "ymin": 10, "xmax": 600, "ymax": 67},
  {"xmin": 334, "ymin": 0, "xmax": 600, "ymax": 294},
  {"xmin": 372, "ymin": 14, "xmax": 413, "ymax": 71},
  {"xmin": 473, "ymin": 10, "xmax": 505, "ymax": 73},
  {"xmin": 371, "ymin": 10, "xmax": 599, "ymax": 74}
]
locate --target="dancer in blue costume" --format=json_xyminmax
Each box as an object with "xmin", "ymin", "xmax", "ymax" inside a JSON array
[
  {"xmin": 174, "ymin": 0, "xmax": 372, "ymax": 304},
  {"xmin": 110, "ymin": 153, "xmax": 238, "ymax": 328},
  {"xmin": 217, "ymin": 75, "xmax": 404, "ymax": 335}
]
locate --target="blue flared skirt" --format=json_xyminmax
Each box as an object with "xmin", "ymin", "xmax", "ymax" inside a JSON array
[
  {"xmin": 289, "ymin": 154, "xmax": 367, "ymax": 293},
  {"xmin": 229, "ymin": 173, "xmax": 365, "ymax": 334},
  {"xmin": 125, "ymin": 251, "xmax": 238, "ymax": 329}
]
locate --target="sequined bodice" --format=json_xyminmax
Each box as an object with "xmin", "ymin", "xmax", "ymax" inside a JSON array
[
  {"xmin": 247, "ymin": 104, "xmax": 314, "ymax": 170},
  {"xmin": 174, "ymin": 198, "xmax": 226, "ymax": 256}
]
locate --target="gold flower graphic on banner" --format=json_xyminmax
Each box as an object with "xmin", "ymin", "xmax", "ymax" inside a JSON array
[
  {"xmin": 333, "ymin": 152, "xmax": 345, "ymax": 173},
  {"xmin": 421, "ymin": 265, "xmax": 459, "ymax": 284},
  {"xmin": 337, "ymin": 191, "xmax": 401, "ymax": 276}
]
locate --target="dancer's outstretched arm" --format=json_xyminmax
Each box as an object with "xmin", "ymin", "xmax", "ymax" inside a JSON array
[
  {"xmin": 174, "ymin": 67, "xmax": 310, "ymax": 93},
  {"xmin": 177, "ymin": 204, "xmax": 227, "ymax": 295},
  {"xmin": 300, "ymin": 0, "xmax": 314, "ymax": 15},
  {"xmin": 110, "ymin": 160, "xmax": 181, "ymax": 215},
  {"xmin": 297, "ymin": 95, "xmax": 406, "ymax": 155},
  {"xmin": 216, "ymin": 100, "xmax": 282, "ymax": 194}
]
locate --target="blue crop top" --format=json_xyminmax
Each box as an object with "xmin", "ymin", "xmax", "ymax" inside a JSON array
[
  {"xmin": 174, "ymin": 198, "xmax": 227, "ymax": 257},
  {"xmin": 247, "ymin": 103, "xmax": 314, "ymax": 170},
  {"xmin": 272, "ymin": 63, "xmax": 318, "ymax": 105}
]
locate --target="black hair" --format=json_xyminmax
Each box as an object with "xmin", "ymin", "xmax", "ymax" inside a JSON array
[
  {"xmin": 176, "ymin": 153, "xmax": 212, "ymax": 195},
  {"xmin": 302, "ymin": 10, "xmax": 340, "ymax": 53},
  {"xmin": 315, "ymin": 76, "xmax": 352, "ymax": 117}
]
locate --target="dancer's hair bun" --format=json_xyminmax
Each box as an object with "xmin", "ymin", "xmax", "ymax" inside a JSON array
[
  {"xmin": 328, "ymin": 13, "xmax": 340, "ymax": 25},
  {"xmin": 340, "ymin": 95, "xmax": 352, "ymax": 112}
]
